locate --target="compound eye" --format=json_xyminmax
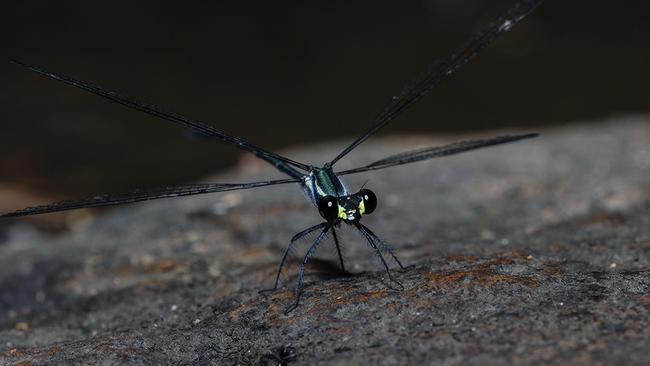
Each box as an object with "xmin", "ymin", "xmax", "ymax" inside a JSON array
[
  {"xmin": 360, "ymin": 189, "xmax": 377, "ymax": 215},
  {"xmin": 318, "ymin": 196, "xmax": 339, "ymax": 221}
]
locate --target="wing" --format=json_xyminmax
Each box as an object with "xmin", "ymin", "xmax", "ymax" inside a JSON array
[
  {"xmin": 329, "ymin": 0, "xmax": 544, "ymax": 166},
  {"xmin": 0, "ymin": 178, "xmax": 300, "ymax": 218},
  {"xmin": 337, "ymin": 133, "xmax": 537, "ymax": 175},
  {"xmin": 12, "ymin": 61, "xmax": 312, "ymax": 173}
]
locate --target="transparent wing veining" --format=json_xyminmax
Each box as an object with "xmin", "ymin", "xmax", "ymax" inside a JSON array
[
  {"xmin": 330, "ymin": 0, "xmax": 544, "ymax": 166},
  {"xmin": 0, "ymin": 178, "xmax": 300, "ymax": 218}
]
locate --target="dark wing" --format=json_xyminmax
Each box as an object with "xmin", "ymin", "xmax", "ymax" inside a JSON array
[
  {"xmin": 337, "ymin": 133, "xmax": 537, "ymax": 175},
  {"xmin": 12, "ymin": 61, "xmax": 312, "ymax": 173},
  {"xmin": 0, "ymin": 178, "xmax": 300, "ymax": 218},
  {"xmin": 329, "ymin": 0, "xmax": 544, "ymax": 166}
]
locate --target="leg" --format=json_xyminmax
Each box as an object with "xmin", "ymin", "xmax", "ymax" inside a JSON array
[
  {"xmin": 358, "ymin": 222, "xmax": 405, "ymax": 270},
  {"xmin": 285, "ymin": 225, "xmax": 331, "ymax": 314},
  {"xmin": 331, "ymin": 227, "xmax": 347, "ymax": 274},
  {"xmin": 355, "ymin": 223, "xmax": 404, "ymax": 289},
  {"xmin": 260, "ymin": 222, "xmax": 327, "ymax": 293}
]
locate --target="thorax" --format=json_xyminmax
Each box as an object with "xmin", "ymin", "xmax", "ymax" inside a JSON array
[{"xmin": 301, "ymin": 167, "xmax": 349, "ymax": 205}]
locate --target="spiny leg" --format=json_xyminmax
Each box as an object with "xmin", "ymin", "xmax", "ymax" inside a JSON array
[
  {"xmin": 355, "ymin": 223, "xmax": 404, "ymax": 289},
  {"xmin": 358, "ymin": 222, "xmax": 405, "ymax": 270},
  {"xmin": 331, "ymin": 227, "xmax": 347, "ymax": 274},
  {"xmin": 285, "ymin": 225, "xmax": 331, "ymax": 314},
  {"xmin": 260, "ymin": 222, "xmax": 328, "ymax": 293}
]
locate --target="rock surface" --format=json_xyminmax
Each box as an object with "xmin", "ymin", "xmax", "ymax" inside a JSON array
[{"xmin": 1, "ymin": 116, "xmax": 649, "ymax": 365}]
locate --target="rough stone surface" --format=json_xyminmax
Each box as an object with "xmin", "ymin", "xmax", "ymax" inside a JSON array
[{"xmin": 1, "ymin": 116, "xmax": 649, "ymax": 365}]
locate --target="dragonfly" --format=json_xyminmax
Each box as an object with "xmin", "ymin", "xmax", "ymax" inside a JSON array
[{"xmin": 2, "ymin": 0, "xmax": 543, "ymax": 314}]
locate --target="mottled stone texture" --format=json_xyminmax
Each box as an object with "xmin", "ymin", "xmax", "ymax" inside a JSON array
[{"xmin": 1, "ymin": 116, "xmax": 649, "ymax": 365}]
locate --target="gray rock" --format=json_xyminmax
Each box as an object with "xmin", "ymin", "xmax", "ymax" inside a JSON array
[{"xmin": 0, "ymin": 116, "xmax": 649, "ymax": 365}]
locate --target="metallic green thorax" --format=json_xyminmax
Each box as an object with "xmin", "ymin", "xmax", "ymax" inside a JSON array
[{"xmin": 302, "ymin": 166, "xmax": 349, "ymax": 205}]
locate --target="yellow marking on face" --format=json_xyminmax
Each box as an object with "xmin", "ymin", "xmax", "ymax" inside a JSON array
[
  {"xmin": 338, "ymin": 205, "xmax": 347, "ymax": 220},
  {"xmin": 358, "ymin": 200, "xmax": 366, "ymax": 215}
]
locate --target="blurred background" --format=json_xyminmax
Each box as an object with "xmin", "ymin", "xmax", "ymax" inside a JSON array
[{"xmin": 1, "ymin": 0, "xmax": 649, "ymax": 220}]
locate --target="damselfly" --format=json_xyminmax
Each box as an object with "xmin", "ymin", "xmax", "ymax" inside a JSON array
[{"xmin": 2, "ymin": 0, "xmax": 544, "ymax": 313}]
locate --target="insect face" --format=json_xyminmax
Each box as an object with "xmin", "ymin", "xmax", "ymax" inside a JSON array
[{"xmin": 317, "ymin": 189, "xmax": 377, "ymax": 223}]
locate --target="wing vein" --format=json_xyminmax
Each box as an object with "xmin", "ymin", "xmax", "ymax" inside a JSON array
[
  {"xmin": 0, "ymin": 178, "xmax": 300, "ymax": 218},
  {"xmin": 330, "ymin": 0, "xmax": 544, "ymax": 166},
  {"xmin": 338, "ymin": 133, "xmax": 538, "ymax": 175},
  {"xmin": 12, "ymin": 61, "xmax": 312, "ymax": 173}
]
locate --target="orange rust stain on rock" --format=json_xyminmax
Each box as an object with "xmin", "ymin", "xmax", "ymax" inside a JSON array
[
  {"xmin": 541, "ymin": 263, "xmax": 565, "ymax": 277},
  {"xmin": 96, "ymin": 340, "xmax": 113, "ymax": 353},
  {"xmin": 116, "ymin": 265, "xmax": 134, "ymax": 276},
  {"xmin": 426, "ymin": 269, "xmax": 538, "ymax": 289},
  {"xmin": 226, "ymin": 293, "xmax": 301, "ymax": 326},
  {"xmin": 266, "ymin": 303, "xmax": 299, "ymax": 326},
  {"xmin": 510, "ymin": 248, "xmax": 529, "ymax": 261},
  {"xmin": 445, "ymin": 254, "xmax": 478, "ymax": 263},
  {"xmin": 46, "ymin": 346, "xmax": 61, "ymax": 357},
  {"xmin": 157, "ymin": 259, "xmax": 177, "ymax": 272},
  {"xmin": 333, "ymin": 290, "xmax": 390, "ymax": 306},
  {"xmin": 13, "ymin": 362, "xmax": 32, "ymax": 366},
  {"xmin": 108, "ymin": 258, "xmax": 179, "ymax": 278},
  {"xmin": 228, "ymin": 247, "xmax": 274, "ymax": 265},
  {"xmin": 303, "ymin": 283, "xmax": 353, "ymax": 309},
  {"xmin": 484, "ymin": 256, "xmax": 516, "ymax": 267},
  {"xmin": 386, "ymin": 302, "xmax": 399, "ymax": 313},
  {"xmin": 227, "ymin": 291, "xmax": 290, "ymax": 322},
  {"xmin": 403, "ymin": 253, "xmax": 540, "ymax": 299},
  {"xmin": 295, "ymin": 283, "xmax": 388, "ymax": 319},
  {"xmin": 419, "ymin": 253, "xmax": 533, "ymax": 291},
  {"xmin": 228, "ymin": 302, "xmax": 252, "ymax": 321},
  {"xmin": 582, "ymin": 212, "xmax": 625, "ymax": 226},
  {"xmin": 641, "ymin": 294, "xmax": 650, "ymax": 305}
]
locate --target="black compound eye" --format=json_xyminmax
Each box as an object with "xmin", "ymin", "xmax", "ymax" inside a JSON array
[
  {"xmin": 318, "ymin": 196, "xmax": 339, "ymax": 221},
  {"xmin": 360, "ymin": 189, "xmax": 377, "ymax": 215}
]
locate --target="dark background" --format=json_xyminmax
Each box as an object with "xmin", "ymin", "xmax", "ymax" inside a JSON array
[{"xmin": 1, "ymin": 0, "xmax": 649, "ymax": 203}]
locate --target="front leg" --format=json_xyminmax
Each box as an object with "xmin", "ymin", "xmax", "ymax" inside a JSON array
[
  {"xmin": 331, "ymin": 227, "xmax": 347, "ymax": 274},
  {"xmin": 358, "ymin": 222, "xmax": 405, "ymax": 270},
  {"xmin": 260, "ymin": 222, "xmax": 328, "ymax": 293},
  {"xmin": 355, "ymin": 222, "xmax": 404, "ymax": 289},
  {"xmin": 284, "ymin": 225, "xmax": 331, "ymax": 314}
]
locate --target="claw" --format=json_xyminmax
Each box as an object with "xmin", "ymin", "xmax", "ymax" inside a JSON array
[
  {"xmin": 284, "ymin": 301, "xmax": 299, "ymax": 315},
  {"xmin": 387, "ymin": 273, "xmax": 404, "ymax": 290},
  {"xmin": 392, "ymin": 278, "xmax": 405, "ymax": 290}
]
